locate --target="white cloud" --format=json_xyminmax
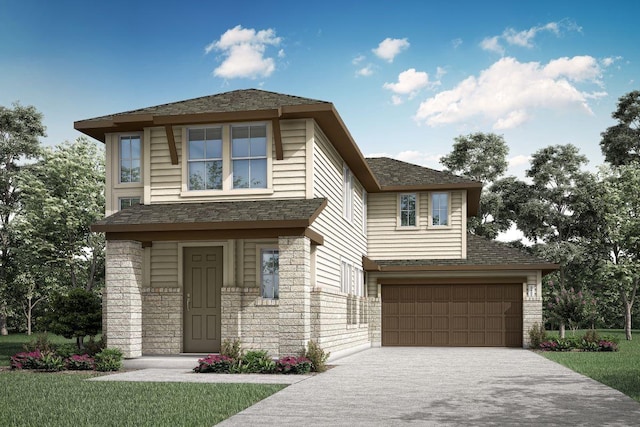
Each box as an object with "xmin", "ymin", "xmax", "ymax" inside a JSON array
[
  {"xmin": 415, "ymin": 56, "xmax": 605, "ymax": 130},
  {"xmin": 372, "ymin": 38, "xmax": 410, "ymax": 62},
  {"xmin": 278, "ymin": 49, "xmax": 285, "ymax": 58},
  {"xmin": 451, "ymin": 38, "xmax": 463, "ymax": 49},
  {"xmin": 481, "ymin": 20, "xmax": 579, "ymax": 53},
  {"xmin": 352, "ymin": 55, "xmax": 366, "ymax": 65},
  {"xmin": 480, "ymin": 36, "xmax": 504, "ymax": 55},
  {"xmin": 356, "ymin": 65, "xmax": 374, "ymax": 77},
  {"xmin": 383, "ymin": 68, "xmax": 430, "ymax": 97},
  {"xmin": 205, "ymin": 25, "xmax": 282, "ymax": 79},
  {"xmin": 391, "ymin": 95, "xmax": 403, "ymax": 105},
  {"xmin": 508, "ymin": 154, "xmax": 531, "ymax": 168},
  {"xmin": 436, "ymin": 66, "xmax": 447, "ymax": 80},
  {"xmin": 601, "ymin": 56, "xmax": 622, "ymax": 67}
]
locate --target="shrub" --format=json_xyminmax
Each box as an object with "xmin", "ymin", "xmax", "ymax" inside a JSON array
[
  {"xmin": 194, "ymin": 354, "xmax": 234, "ymax": 373},
  {"xmin": 300, "ymin": 340, "xmax": 330, "ymax": 373},
  {"xmin": 44, "ymin": 288, "xmax": 102, "ymax": 350},
  {"xmin": 221, "ymin": 338, "xmax": 242, "ymax": 360},
  {"xmin": 231, "ymin": 350, "xmax": 275, "ymax": 374},
  {"xmin": 84, "ymin": 335, "xmax": 107, "ymax": 356},
  {"xmin": 583, "ymin": 329, "xmax": 600, "ymax": 343},
  {"xmin": 55, "ymin": 343, "xmax": 81, "ymax": 359},
  {"xmin": 528, "ymin": 323, "xmax": 547, "ymax": 349},
  {"xmin": 94, "ymin": 348, "xmax": 123, "ymax": 372},
  {"xmin": 38, "ymin": 352, "xmax": 65, "ymax": 372},
  {"xmin": 276, "ymin": 356, "xmax": 312, "ymax": 375},
  {"xmin": 66, "ymin": 354, "xmax": 95, "ymax": 370},
  {"xmin": 10, "ymin": 350, "xmax": 43, "ymax": 369},
  {"xmin": 22, "ymin": 334, "xmax": 55, "ymax": 353},
  {"xmin": 598, "ymin": 340, "xmax": 619, "ymax": 352}
]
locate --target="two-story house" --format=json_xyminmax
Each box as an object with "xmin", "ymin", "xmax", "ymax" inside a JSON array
[{"xmin": 75, "ymin": 89, "xmax": 556, "ymax": 359}]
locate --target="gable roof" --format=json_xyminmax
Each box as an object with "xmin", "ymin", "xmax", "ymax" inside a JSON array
[
  {"xmin": 92, "ymin": 198, "xmax": 328, "ymax": 245},
  {"xmin": 365, "ymin": 234, "xmax": 558, "ymax": 275},
  {"xmin": 366, "ymin": 157, "xmax": 482, "ymax": 216}
]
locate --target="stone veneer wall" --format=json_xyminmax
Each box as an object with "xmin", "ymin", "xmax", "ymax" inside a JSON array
[
  {"xmin": 278, "ymin": 236, "xmax": 311, "ymax": 355},
  {"xmin": 368, "ymin": 298, "xmax": 382, "ymax": 346},
  {"xmin": 310, "ymin": 288, "xmax": 370, "ymax": 353},
  {"xmin": 104, "ymin": 240, "xmax": 143, "ymax": 358},
  {"xmin": 141, "ymin": 288, "xmax": 182, "ymax": 354},
  {"xmin": 523, "ymin": 297, "xmax": 542, "ymax": 348},
  {"xmin": 221, "ymin": 287, "xmax": 280, "ymax": 356}
]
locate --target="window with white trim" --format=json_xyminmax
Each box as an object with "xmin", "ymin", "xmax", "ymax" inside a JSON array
[
  {"xmin": 340, "ymin": 259, "xmax": 365, "ymax": 296},
  {"xmin": 343, "ymin": 165, "xmax": 353, "ymax": 222},
  {"xmin": 232, "ymin": 125, "xmax": 267, "ymax": 189},
  {"xmin": 118, "ymin": 197, "xmax": 140, "ymax": 210},
  {"xmin": 188, "ymin": 127, "xmax": 223, "ymax": 190},
  {"xmin": 431, "ymin": 192, "xmax": 449, "ymax": 226},
  {"xmin": 119, "ymin": 136, "xmax": 141, "ymax": 183},
  {"xmin": 399, "ymin": 193, "xmax": 417, "ymax": 227},
  {"xmin": 260, "ymin": 249, "xmax": 279, "ymax": 299}
]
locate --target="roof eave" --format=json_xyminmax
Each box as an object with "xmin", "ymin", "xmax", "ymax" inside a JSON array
[{"xmin": 364, "ymin": 261, "xmax": 559, "ymax": 275}]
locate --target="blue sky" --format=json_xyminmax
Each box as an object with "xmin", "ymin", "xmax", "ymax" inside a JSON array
[{"xmin": 2, "ymin": 0, "xmax": 639, "ymax": 177}]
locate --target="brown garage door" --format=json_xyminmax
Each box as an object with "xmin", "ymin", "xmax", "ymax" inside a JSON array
[{"xmin": 382, "ymin": 284, "xmax": 522, "ymax": 347}]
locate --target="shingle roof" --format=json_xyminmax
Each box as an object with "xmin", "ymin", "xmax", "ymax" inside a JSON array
[
  {"xmin": 365, "ymin": 157, "xmax": 480, "ymax": 188},
  {"xmin": 82, "ymin": 89, "xmax": 329, "ymax": 122},
  {"xmin": 92, "ymin": 198, "xmax": 327, "ymax": 231},
  {"xmin": 373, "ymin": 234, "xmax": 557, "ymax": 272}
]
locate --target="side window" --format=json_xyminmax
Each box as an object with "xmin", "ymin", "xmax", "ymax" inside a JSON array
[
  {"xmin": 232, "ymin": 125, "xmax": 267, "ymax": 189},
  {"xmin": 119, "ymin": 136, "xmax": 141, "ymax": 183},
  {"xmin": 431, "ymin": 192, "xmax": 449, "ymax": 226},
  {"xmin": 399, "ymin": 193, "xmax": 417, "ymax": 227},
  {"xmin": 260, "ymin": 249, "xmax": 279, "ymax": 299},
  {"xmin": 343, "ymin": 165, "xmax": 353, "ymax": 221},
  {"xmin": 119, "ymin": 197, "xmax": 141, "ymax": 210},
  {"xmin": 188, "ymin": 127, "xmax": 223, "ymax": 190}
]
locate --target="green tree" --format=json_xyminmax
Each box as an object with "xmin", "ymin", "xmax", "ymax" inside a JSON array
[
  {"xmin": 440, "ymin": 132, "xmax": 512, "ymax": 239},
  {"xmin": 0, "ymin": 103, "xmax": 45, "ymax": 335},
  {"xmin": 592, "ymin": 164, "xmax": 640, "ymax": 340},
  {"xmin": 45, "ymin": 288, "xmax": 102, "ymax": 349},
  {"xmin": 14, "ymin": 137, "xmax": 105, "ymax": 292},
  {"xmin": 600, "ymin": 90, "xmax": 640, "ymax": 166}
]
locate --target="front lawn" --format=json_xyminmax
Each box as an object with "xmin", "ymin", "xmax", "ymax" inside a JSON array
[
  {"xmin": 0, "ymin": 371, "xmax": 285, "ymax": 426},
  {"xmin": 541, "ymin": 329, "xmax": 640, "ymax": 402},
  {"xmin": 0, "ymin": 333, "xmax": 75, "ymax": 366}
]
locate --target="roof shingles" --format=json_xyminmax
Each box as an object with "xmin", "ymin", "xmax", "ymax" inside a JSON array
[{"xmin": 365, "ymin": 157, "xmax": 480, "ymax": 188}]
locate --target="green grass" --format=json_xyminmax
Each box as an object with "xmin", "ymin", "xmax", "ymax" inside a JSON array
[
  {"xmin": 0, "ymin": 333, "xmax": 75, "ymax": 366},
  {"xmin": 0, "ymin": 371, "xmax": 285, "ymax": 426},
  {"xmin": 541, "ymin": 329, "xmax": 640, "ymax": 402}
]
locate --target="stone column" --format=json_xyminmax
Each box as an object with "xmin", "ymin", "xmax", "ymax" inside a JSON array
[
  {"xmin": 523, "ymin": 298, "xmax": 543, "ymax": 348},
  {"xmin": 105, "ymin": 240, "xmax": 143, "ymax": 358},
  {"xmin": 278, "ymin": 236, "xmax": 311, "ymax": 356}
]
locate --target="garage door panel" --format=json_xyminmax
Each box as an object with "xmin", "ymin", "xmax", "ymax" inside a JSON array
[{"xmin": 382, "ymin": 284, "xmax": 522, "ymax": 347}]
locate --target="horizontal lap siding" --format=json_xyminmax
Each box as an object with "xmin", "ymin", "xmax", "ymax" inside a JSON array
[
  {"xmin": 150, "ymin": 242, "xmax": 178, "ymax": 287},
  {"xmin": 367, "ymin": 191, "xmax": 463, "ymax": 260},
  {"xmin": 310, "ymin": 123, "xmax": 367, "ymax": 292},
  {"xmin": 148, "ymin": 120, "xmax": 306, "ymax": 203}
]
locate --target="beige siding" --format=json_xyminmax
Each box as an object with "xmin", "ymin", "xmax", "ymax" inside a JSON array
[
  {"xmin": 147, "ymin": 120, "xmax": 307, "ymax": 203},
  {"xmin": 150, "ymin": 242, "xmax": 178, "ymax": 287},
  {"xmin": 367, "ymin": 191, "xmax": 464, "ymax": 260},
  {"xmin": 310, "ymin": 122, "xmax": 367, "ymax": 291}
]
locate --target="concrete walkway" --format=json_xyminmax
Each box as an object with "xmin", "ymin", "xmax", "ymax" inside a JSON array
[{"xmin": 93, "ymin": 348, "xmax": 640, "ymax": 426}]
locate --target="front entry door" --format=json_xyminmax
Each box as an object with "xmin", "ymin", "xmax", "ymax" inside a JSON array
[{"xmin": 184, "ymin": 246, "xmax": 223, "ymax": 353}]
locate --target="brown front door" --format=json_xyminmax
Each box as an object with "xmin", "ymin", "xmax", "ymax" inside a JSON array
[
  {"xmin": 382, "ymin": 284, "xmax": 523, "ymax": 347},
  {"xmin": 184, "ymin": 246, "xmax": 223, "ymax": 353}
]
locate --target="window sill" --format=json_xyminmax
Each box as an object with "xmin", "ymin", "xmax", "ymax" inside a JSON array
[
  {"xmin": 113, "ymin": 182, "xmax": 143, "ymax": 189},
  {"xmin": 180, "ymin": 188, "xmax": 274, "ymax": 198}
]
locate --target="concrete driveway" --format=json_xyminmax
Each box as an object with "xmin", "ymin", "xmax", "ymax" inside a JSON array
[{"xmin": 218, "ymin": 347, "xmax": 640, "ymax": 426}]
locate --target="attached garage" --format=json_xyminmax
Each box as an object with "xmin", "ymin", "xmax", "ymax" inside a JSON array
[{"xmin": 381, "ymin": 283, "xmax": 523, "ymax": 347}]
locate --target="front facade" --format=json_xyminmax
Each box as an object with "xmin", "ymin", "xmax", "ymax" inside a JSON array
[{"xmin": 76, "ymin": 89, "xmax": 556, "ymax": 358}]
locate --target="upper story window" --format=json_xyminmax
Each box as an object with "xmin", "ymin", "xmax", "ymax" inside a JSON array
[
  {"xmin": 260, "ymin": 248, "xmax": 279, "ymax": 299},
  {"xmin": 343, "ymin": 165, "xmax": 353, "ymax": 222},
  {"xmin": 431, "ymin": 192, "xmax": 449, "ymax": 226},
  {"xmin": 232, "ymin": 125, "xmax": 267, "ymax": 189},
  {"xmin": 119, "ymin": 197, "xmax": 140, "ymax": 210},
  {"xmin": 188, "ymin": 127, "xmax": 223, "ymax": 190},
  {"xmin": 119, "ymin": 136, "xmax": 141, "ymax": 183},
  {"xmin": 399, "ymin": 193, "xmax": 417, "ymax": 227}
]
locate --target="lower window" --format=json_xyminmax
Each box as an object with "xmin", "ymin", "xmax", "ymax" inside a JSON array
[
  {"xmin": 260, "ymin": 249, "xmax": 279, "ymax": 299},
  {"xmin": 119, "ymin": 197, "xmax": 141, "ymax": 210}
]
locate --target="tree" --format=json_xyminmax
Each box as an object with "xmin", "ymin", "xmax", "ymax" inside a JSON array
[
  {"xmin": 440, "ymin": 133, "xmax": 512, "ymax": 239},
  {"xmin": 591, "ymin": 164, "xmax": 640, "ymax": 340},
  {"xmin": 44, "ymin": 288, "xmax": 102, "ymax": 349},
  {"xmin": 14, "ymin": 137, "xmax": 105, "ymax": 292},
  {"xmin": 0, "ymin": 103, "xmax": 45, "ymax": 335},
  {"xmin": 600, "ymin": 90, "xmax": 640, "ymax": 166}
]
